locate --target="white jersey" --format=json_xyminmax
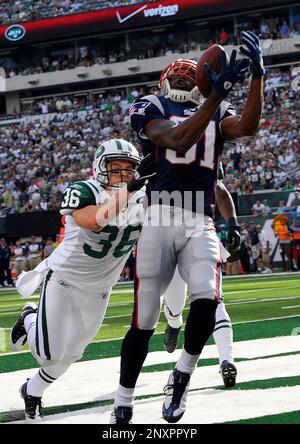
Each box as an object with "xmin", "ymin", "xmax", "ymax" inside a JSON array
[{"xmin": 48, "ymin": 179, "xmax": 145, "ymax": 291}]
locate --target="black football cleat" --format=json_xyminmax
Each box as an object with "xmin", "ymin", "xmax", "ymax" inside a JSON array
[
  {"xmin": 220, "ymin": 360, "xmax": 237, "ymax": 388},
  {"xmin": 164, "ymin": 325, "xmax": 181, "ymax": 353},
  {"xmin": 10, "ymin": 302, "xmax": 38, "ymax": 352},
  {"xmin": 20, "ymin": 380, "xmax": 44, "ymax": 422},
  {"xmin": 110, "ymin": 406, "xmax": 133, "ymax": 424}
]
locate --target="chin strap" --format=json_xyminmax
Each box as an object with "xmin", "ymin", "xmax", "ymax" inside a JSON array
[{"xmin": 162, "ymin": 79, "xmax": 204, "ymax": 105}]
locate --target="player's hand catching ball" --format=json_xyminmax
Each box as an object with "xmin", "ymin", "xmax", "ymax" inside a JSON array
[
  {"xmin": 240, "ymin": 30, "xmax": 265, "ymax": 79},
  {"xmin": 204, "ymin": 49, "xmax": 249, "ymax": 99},
  {"xmin": 127, "ymin": 153, "xmax": 157, "ymax": 192}
]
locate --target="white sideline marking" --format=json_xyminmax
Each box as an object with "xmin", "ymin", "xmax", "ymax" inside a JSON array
[
  {"xmin": 1, "ymin": 337, "xmax": 300, "ymax": 413},
  {"xmin": 13, "ymin": 385, "xmax": 300, "ymax": 424}
]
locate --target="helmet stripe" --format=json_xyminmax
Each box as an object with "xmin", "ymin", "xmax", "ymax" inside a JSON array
[{"xmin": 115, "ymin": 139, "xmax": 123, "ymax": 151}]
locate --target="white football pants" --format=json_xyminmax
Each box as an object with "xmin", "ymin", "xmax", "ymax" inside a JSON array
[
  {"xmin": 133, "ymin": 208, "xmax": 223, "ymax": 330},
  {"xmin": 25, "ymin": 270, "xmax": 111, "ymax": 396}
]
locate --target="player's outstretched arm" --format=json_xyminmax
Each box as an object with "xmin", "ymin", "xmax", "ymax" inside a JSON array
[
  {"xmin": 144, "ymin": 50, "xmax": 249, "ymax": 155},
  {"xmin": 221, "ymin": 31, "xmax": 264, "ymax": 140},
  {"xmin": 73, "ymin": 154, "xmax": 156, "ymax": 231}
]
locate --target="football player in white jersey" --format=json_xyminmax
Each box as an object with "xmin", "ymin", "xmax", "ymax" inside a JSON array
[
  {"xmin": 10, "ymin": 139, "xmax": 156, "ymax": 422},
  {"xmin": 163, "ymin": 165, "xmax": 241, "ymax": 389}
]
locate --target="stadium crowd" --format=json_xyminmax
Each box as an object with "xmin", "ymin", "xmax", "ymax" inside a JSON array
[
  {"xmin": 1, "ymin": 67, "xmax": 299, "ymax": 217},
  {"xmin": 0, "ymin": 0, "xmax": 151, "ymax": 24},
  {"xmin": 3, "ymin": 15, "xmax": 300, "ymax": 79}
]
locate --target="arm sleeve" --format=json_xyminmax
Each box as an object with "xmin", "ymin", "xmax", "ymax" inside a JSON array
[
  {"xmin": 219, "ymin": 101, "xmax": 237, "ymax": 140},
  {"xmin": 60, "ymin": 182, "xmax": 96, "ymax": 215},
  {"xmin": 130, "ymin": 98, "xmax": 165, "ymax": 139},
  {"xmin": 219, "ymin": 101, "xmax": 237, "ymax": 122}
]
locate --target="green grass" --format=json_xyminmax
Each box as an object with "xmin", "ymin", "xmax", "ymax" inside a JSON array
[
  {"xmin": 226, "ymin": 410, "xmax": 300, "ymax": 424},
  {"xmin": 1, "ymin": 274, "xmax": 300, "ymax": 424},
  {"xmin": 1, "ymin": 274, "xmax": 300, "ymax": 357}
]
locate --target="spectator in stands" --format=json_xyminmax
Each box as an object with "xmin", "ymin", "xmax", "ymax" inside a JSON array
[
  {"xmin": 252, "ymin": 200, "xmax": 265, "ymax": 216},
  {"xmin": 274, "ymin": 217, "xmax": 291, "ymax": 271},
  {"xmin": 240, "ymin": 223, "xmax": 251, "ymax": 273},
  {"xmin": 1, "ymin": 188, "xmax": 14, "ymax": 212},
  {"xmin": 282, "ymin": 177, "xmax": 294, "ymax": 191},
  {"xmin": 256, "ymin": 224, "xmax": 272, "ymax": 273},
  {"xmin": 43, "ymin": 237, "xmax": 54, "ymax": 258},
  {"xmin": 219, "ymin": 28, "xmax": 229, "ymax": 44},
  {"xmin": 276, "ymin": 200, "xmax": 287, "ymax": 214},
  {"xmin": 27, "ymin": 236, "xmax": 42, "ymax": 270},
  {"xmin": 290, "ymin": 218, "xmax": 300, "ymax": 270},
  {"xmin": 260, "ymin": 19, "xmax": 271, "ymax": 39},
  {"xmin": 290, "ymin": 191, "xmax": 300, "ymax": 208},
  {"xmin": 280, "ymin": 20, "xmax": 290, "ymax": 38},
  {"xmin": 248, "ymin": 222, "xmax": 260, "ymax": 272},
  {"xmin": 13, "ymin": 239, "xmax": 26, "ymax": 278},
  {"xmin": 262, "ymin": 199, "xmax": 271, "ymax": 215},
  {"xmin": 0, "ymin": 238, "xmax": 13, "ymax": 287}
]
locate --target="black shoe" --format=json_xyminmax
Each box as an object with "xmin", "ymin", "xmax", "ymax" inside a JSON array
[
  {"xmin": 164, "ymin": 325, "xmax": 181, "ymax": 353},
  {"xmin": 220, "ymin": 360, "xmax": 237, "ymax": 388},
  {"xmin": 10, "ymin": 302, "xmax": 37, "ymax": 351},
  {"xmin": 162, "ymin": 369, "xmax": 190, "ymax": 423},
  {"xmin": 20, "ymin": 381, "xmax": 44, "ymax": 422},
  {"xmin": 110, "ymin": 406, "xmax": 133, "ymax": 424}
]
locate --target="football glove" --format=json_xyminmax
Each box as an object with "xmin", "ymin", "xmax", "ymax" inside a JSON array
[
  {"xmin": 227, "ymin": 217, "xmax": 241, "ymax": 262},
  {"xmin": 127, "ymin": 153, "xmax": 157, "ymax": 192},
  {"xmin": 204, "ymin": 49, "xmax": 249, "ymax": 99},
  {"xmin": 240, "ymin": 30, "xmax": 265, "ymax": 79}
]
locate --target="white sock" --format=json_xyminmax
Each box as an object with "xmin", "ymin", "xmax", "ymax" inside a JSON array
[
  {"xmin": 176, "ymin": 348, "xmax": 199, "ymax": 375},
  {"xmin": 213, "ymin": 327, "xmax": 233, "ymax": 365},
  {"xmin": 27, "ymin": 369, "xmax": 55, "ymax": 397},
  {"xmin": 24, "ymin": 313, "xmax": 38, "ymax": 359},
  {"xmin": 24, "ymin": 312, "xmax": 36, "ymax": 335},
  {"xmin": 214, "ymin": 303, "xmax": 234, "ymax": 365},
  {"xmin": 213, "ymin": 323, "xmax": 233, "ymax": 365},
  {"xmin": 27, "ymin": 360, "xmax": 71, "ymax": 397},
  {"xmin": 114, "ymin": 384, "xmax": 135, "ymax": 408}
]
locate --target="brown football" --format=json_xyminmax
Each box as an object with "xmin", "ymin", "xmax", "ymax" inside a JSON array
[{"xmin": 195, "ymin": 44, "xmax": 229, "ymax": 97}]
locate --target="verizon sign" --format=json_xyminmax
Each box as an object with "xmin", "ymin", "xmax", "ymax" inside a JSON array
[
  {"xmin": 116, "ymin": 3, "xmax": 179, "ymax": 23},
  {"xmin": 143, "ymin": 4, "xmax": 179, "ymax": 18}
]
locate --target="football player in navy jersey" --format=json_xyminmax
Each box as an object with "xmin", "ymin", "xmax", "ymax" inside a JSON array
[
  {"xmin": 163, "ymin": 163, "xmax": 241, "ymax": 390},
  {"xmin": 111, "ymin": 31, "xmax": 264, "ymax": 424}
]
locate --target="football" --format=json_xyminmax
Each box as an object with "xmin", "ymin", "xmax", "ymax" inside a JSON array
[{"xmin": 195, "ymin": 44, "xmax": 229, "ymax": 97}]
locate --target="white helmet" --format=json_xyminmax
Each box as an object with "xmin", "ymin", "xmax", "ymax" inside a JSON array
[
  {"xmin": 93, "ymin": 139, "xmax": 140, "ymax": 187},
  {"xmin": 159, "ymin": 59, "xmax": 203, "ymax": 106}
]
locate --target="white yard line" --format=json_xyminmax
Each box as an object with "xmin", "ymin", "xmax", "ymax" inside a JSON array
[
  {"xmin": 20, "ymin": 385, "xmax": 300, "ymax": 424},
  {"xmin": 2, "ymin": 343, "xmax": 300, "ymax": 420}
]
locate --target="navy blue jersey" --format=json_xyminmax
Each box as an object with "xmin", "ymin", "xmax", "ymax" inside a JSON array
[{"xmin": 130, "ymin": 94, "xmax": 236, "ymax": 216}]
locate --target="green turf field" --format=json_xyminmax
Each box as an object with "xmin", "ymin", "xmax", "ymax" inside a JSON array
[
  {"xmin": 1, "ymin": 273, "xmax": 300, "ymax": 354},
  {"xmin": 1, "ymin": 273, "xmax": 300, "ymax": 424}
]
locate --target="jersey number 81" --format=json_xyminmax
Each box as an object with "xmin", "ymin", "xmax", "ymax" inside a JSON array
[{"xmin": 165, "ymin": 118, "xmax": 216, "ymax": 170}]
